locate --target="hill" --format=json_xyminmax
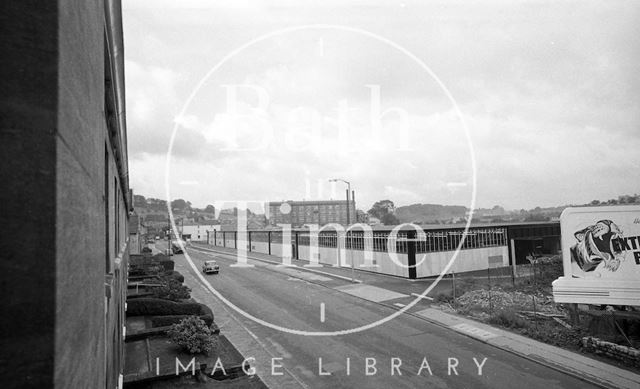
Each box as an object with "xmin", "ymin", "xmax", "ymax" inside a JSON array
[{"xmin": 395, "ymin": 203, "xmax": 467, "ymax": 224}]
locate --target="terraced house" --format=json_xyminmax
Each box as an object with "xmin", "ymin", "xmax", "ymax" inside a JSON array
[{"xmin": 1, "ymin": 1, "xmax": 131, "ymax": 388}]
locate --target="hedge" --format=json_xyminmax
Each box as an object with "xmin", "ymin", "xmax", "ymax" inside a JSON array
[
  {"xmin": 164, "ymin": 270, "xmax": 184, "ymax": 283},
  {"xmin": 128, "ymin": 298, "xmax": 212, "ymax": 317},
  {"xmin": 151, "ymin": 314, "xmax": 213, "ymax": 328}
]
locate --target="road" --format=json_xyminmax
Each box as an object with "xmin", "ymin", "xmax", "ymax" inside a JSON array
[{"xmin": 151, "ymin": 241, "xmax": 599, "ymax": 389}]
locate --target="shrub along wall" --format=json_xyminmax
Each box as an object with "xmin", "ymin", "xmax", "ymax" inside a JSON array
[{"xmin": 127, "ymin": 298, "xmax": 213, "ymax": 327}]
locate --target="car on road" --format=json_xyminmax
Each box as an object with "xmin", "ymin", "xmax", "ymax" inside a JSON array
[
  {"xmin": 171, "ymin": 242, "xmax": 184, "ymax": 254},
  {"xmin": 171, "ymin": 239, "xmax": 188, "ymax": 254},
  {"xmin": 202, "ymin": 260, "xmax": 219, "ymax": 274}
]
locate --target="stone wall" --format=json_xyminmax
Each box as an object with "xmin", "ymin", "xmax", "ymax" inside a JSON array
[{"xmin": 582, "ymin": 336, "xmax": 640, "ymax": 368}]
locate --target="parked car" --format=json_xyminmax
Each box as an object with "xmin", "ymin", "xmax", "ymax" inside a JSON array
[
  {"xmin": 171, "ymin": 242, "xmax": 184, "ymax": 254},
  {"xmin": 202, "ymin": 260, "xmax": 219, "ymax": 274}
]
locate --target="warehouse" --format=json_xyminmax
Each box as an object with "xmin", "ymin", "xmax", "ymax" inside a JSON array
[{"xmin": 207, "ymin": 221, "xmax": 560, "ymax": 279}]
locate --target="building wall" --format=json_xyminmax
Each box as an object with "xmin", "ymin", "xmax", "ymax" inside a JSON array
[
  {"xmin": 205, "ymin": 226, "xmax": 544, "ymax": 280},
  {"xmin": 182, "ymin": 224, "xmax": 220, "ymax": 241},
  {"xmin": 56, "ymin": 2, "xmax": 108, "ymax": 387},
  {"xmin": 296, "ymin": 243, "xmax": 410, "ymax": 277},
  {"xmin": 268, "ymin": 201, "xmax": 357, "ymax": 226},
  {"xmin": 0, "ymin": 2, "xmax": 59, "ymax": 386},
  {"xmin": 415, "ymin": 246, "xmax": 509, "ymax": 278},
  {"xmin": 0, "ymin": 1, "xmax": 129, "ymax": 388}
]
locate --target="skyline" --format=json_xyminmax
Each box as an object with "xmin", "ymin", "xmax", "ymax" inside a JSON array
[
  {"xmin": 123, "ymin": 1, "xmax": 640, "ymax": 211},
  {"xmin": 134, "ymin": 191, "xmax": 637, "ymax": 214}
]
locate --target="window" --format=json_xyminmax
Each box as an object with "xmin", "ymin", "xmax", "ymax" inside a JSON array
[
  {"xmin": 104, "ymin": 144, "xmax": 110, "ymax": 272},
  {"xmin": 114, "ymin": 178, "xmax": 118, "ymax": 257}
]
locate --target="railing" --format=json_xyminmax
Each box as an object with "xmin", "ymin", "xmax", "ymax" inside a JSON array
[
  {"xmin": 210, "ymin": 227, "xmax": 506, "ymax": 254},
  {"xmin": 206, "ymin": 227, "xmax": 509, "ymax": 279}
]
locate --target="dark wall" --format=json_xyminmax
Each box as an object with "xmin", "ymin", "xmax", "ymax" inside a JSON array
[{"xmin": 0, "ymin": 2, "xmax": 59, "ymax": 387}]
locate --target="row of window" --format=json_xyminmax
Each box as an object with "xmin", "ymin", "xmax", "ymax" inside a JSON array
[{"xmin": 210, "ymin": 228, "xmax": 507, "ymax": 253}]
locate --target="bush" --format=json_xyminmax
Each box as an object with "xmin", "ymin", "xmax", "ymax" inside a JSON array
[
  {"xmin": 168, "ymin": 316, "xmax": 216, "ymax": 355},
  {"xmin": 127, "ymin": 298, "xmax": 200, "ymax": 316},
  {"xmin": 163, "ymin": 270, "xmax": 184, "ymax": 283},
  {"xmin": 127, "ymin": 298, "xmax": 214, "ymax": 327},
  {"xmin": 489, "ymin": 310, "xmax": 528, "ymax": 329},
  {"xmin": 433, "ymin": 293, "xmax": 453, "ymax": 304},
  {"xmin": 151, "ymin": 278, "xmax": 191, "ymax": 301},
  {"xmin": 151, "ymin": 314, "xmax": 214, "ymax": 328},
  {"xmin": 457, "ymin": 303, "xmax": 484, "ymax": 316},
  {"xmin": 158, "ymin": 259, "xmax": 175, "ymax": 271}
]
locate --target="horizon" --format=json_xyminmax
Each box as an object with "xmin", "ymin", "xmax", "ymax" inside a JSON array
[{"xmin": 133, "ymin": 191, "xmax": 639, "ymax": 214}]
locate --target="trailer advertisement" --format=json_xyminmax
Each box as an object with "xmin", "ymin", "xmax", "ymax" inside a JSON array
[{"xmin": 552, "ymin": 205, "xmax": 640, "ymax": 306}]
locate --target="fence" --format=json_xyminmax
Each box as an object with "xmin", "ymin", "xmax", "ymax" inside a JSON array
[
  {"xmin": 434, "ymin": 256, "xmax": 564, "ymax": 327},
  {"xmin": 206, "ymin": 227, "xmax": 510, "ymax": 279}
]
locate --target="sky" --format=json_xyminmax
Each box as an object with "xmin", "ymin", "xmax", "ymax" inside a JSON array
[{"xmin": 122, "ymin": 0, "xmax": 640, "ymax": 212}]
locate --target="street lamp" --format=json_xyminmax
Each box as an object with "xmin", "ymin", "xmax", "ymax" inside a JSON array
[{"xmin": 329, "ymin": 178, "xmax": 355, "ymax": 283}]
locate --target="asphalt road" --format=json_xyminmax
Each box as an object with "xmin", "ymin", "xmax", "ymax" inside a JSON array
[{"xmin": 152, "ymin": 242, "xmax": 599, "ymax": 389}]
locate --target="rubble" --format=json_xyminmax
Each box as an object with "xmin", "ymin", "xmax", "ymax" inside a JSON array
[{"xmin": 456, "ymin": 287, "xmax": 561, "ymax": 314}]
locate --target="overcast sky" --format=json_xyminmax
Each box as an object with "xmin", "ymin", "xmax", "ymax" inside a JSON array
[{"xmin": 123, "ymin": 0, "xmax": 640, "ymax": 212}]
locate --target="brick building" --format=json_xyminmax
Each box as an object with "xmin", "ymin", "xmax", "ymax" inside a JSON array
[{"xmin": 268, "ymin": 200, "xmax": 357, "ymax": 227}]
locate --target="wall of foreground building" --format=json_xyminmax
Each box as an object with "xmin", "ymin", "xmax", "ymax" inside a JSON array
[{"xmin": 1, "ymin": 1, "xmax": 130, "ymax": 388}]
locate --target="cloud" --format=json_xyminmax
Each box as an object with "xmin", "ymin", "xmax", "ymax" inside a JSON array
[
  {"xmin": 124, "ymin": 1, "xmax": 640, "ymax": 210},
  {"xmin": 125, "ymin": 60, "xmax": 208, "ymax": 160}
]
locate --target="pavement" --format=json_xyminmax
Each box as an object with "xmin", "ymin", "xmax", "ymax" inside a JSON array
[
  {"xmin": 167, "ymin": 242, "xmax": 640, "ymax": 388},
  {"xmin": 414, "ymin": 308, "xmax": 640, "ymax": 389}
]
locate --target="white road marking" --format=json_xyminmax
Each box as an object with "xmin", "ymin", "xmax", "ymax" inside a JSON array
[
  {"xmin": 334, "ymin": 284, "xmax": 409, "ymax": 302},
  {"xmin": 174, "ymin": 256, "xmax": 310, "ymax": 389},
  {"xmin": 320, "ymin": 303, "xmax": 325, "ymax": 323},
  {"xmin": 411, "ymin": 293, "xmax": 434, "ymax": 301},
  {"xmin": 394, "ymin": 303, "xmax": 406, "ymax": 308}
]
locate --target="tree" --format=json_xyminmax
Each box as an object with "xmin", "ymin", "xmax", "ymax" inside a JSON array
[
  {"xmin": 171, "ymin": 199, "xmax": 191, "ymax": 211},
  {"xmin": 368, "ymin": 200, "xmax": 395, "ymax": 218},
  {"xmin": 380, "ymin": 213, "xmax": 400, "ymax": 225},
  {"xmin": 524, "ymin": 213, "xmax": 550, "ymax": 222},
  {"xmin": 368, "ymin": 200, "xmax": 398, "ymax": 225},
  {"xmin": 204, "ymin": 204, "xmax": 216, "ymax": 214},
  {"xmin": 147, "ymin": 198, "xmax": 167, "ymax": 211},
  {"xmin": 134, "ymin": 195, "xmax": 147, "ymax": 208}
]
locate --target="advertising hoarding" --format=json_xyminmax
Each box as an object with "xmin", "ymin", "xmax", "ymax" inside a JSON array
[{"xmin": 552, "ymin": 205, "xmax": 640, "ymax": 306}]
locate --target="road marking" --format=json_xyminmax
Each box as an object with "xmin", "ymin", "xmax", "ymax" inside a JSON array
[
  {"xmin": 451, "ymin": 323, "xmax": 497, "ymax": 340},
  {"xmin": 320, "ymin": 303, "xmax": 325, "ymax": 323},
  {"xmin": 394, "ymin": 303, "xmax": 406, "ymax": 308},
  {"xmin": 190, "ymin": 245, "xmax": 363, "ymax": 283},
  {"xmin": 334, "ymin": 284, "xmax": 409, "ymax": 302},
  {"xmin": 175, "ymin": 258, "xmax": 310, "ymax": 389},
  {"xmin": 411, "ymin": 293, "xmax": 434, "ymax": 301}
]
